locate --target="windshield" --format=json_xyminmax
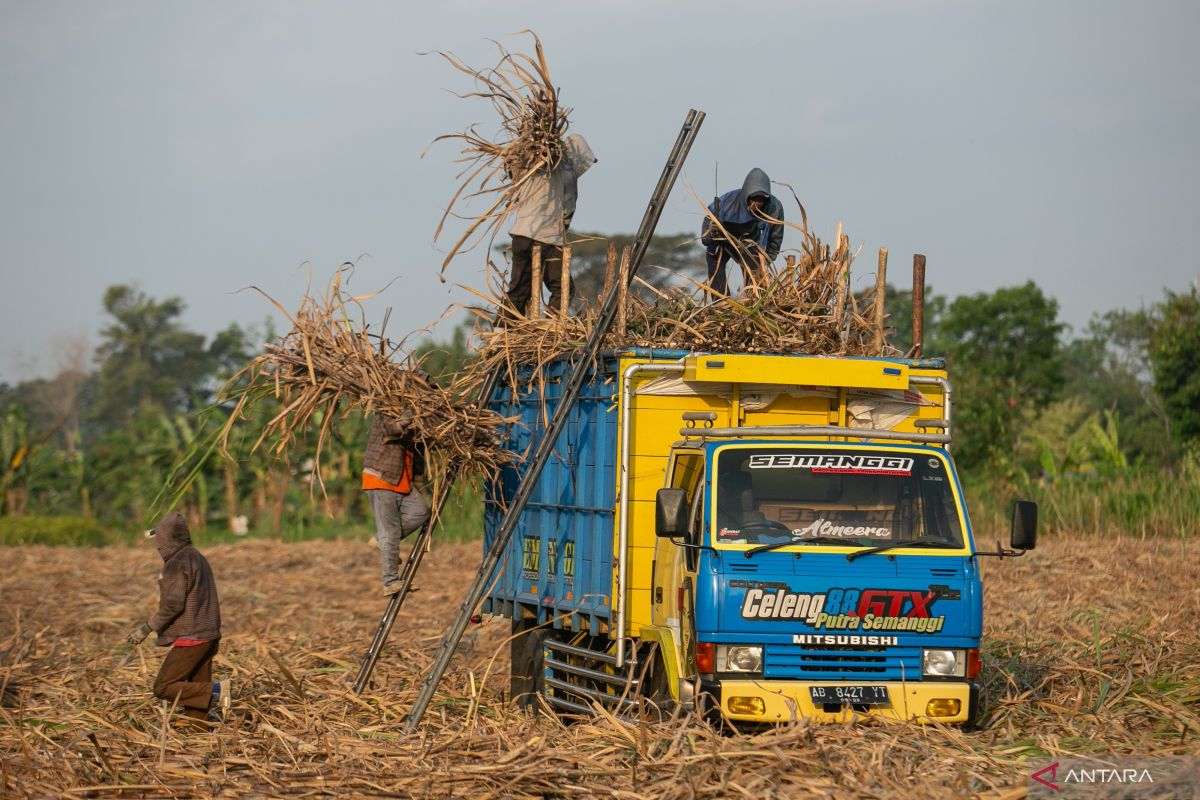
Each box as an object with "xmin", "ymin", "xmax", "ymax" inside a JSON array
[{"xmin": 712, "ymin": 447, "xmax": 965, "ymax": 550}]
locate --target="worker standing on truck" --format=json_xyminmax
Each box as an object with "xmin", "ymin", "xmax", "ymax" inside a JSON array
[
  {"xmin": 702, "ymin": 167, "xmax": 785, "ymax": 297},
  {"xmin": 504, "ymin": 133, "xmax": 598, "ymax": 317},
  {"xmin": 362, "ymin": 407, "xmax": 431, "ymax": 595},
  {"xmin": 126, "ymin": 511, "xmax": 230, "ymax": 727}
]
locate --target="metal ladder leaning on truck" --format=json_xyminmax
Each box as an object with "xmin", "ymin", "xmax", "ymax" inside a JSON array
[{"xmin": 484, "ymin": 347, "xmax": 1039, "ymax": 727}]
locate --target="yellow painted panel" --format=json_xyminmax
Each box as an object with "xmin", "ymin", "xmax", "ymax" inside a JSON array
[
  {"xmin": 626, "ymin": 501, "xmax": 660, "ymax": 551},
  {"xmin": 685, "ymin": 354, "xmax": 909, "ymax": 389},
  {"xmin": 627, "ymin": 392, "xmax": 730, "ymax": 414},
  {"xmin": 616, "ymin": 354, "xmax": 734, "ymax": 640},
  {"xmin": 625, "ymin": 588, "xmax": 653, "ymax": 631},
  {"xmin": 743, "ymin": 393, "xmax": 835, "ymax": 429},
  {"xmin": 628, "ymin": 456, "xmax": 669, "ymax": 500},
  {"xmin": 624, "ymin": 544, "xmax": 655, "ymax": 589},
  {"xmin": 638, "ymin": 625, "xmax": 683, "ymax": 700}
]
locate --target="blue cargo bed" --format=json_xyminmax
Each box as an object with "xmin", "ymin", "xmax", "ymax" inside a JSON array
[{"xmin": 481, "ymin": 355, "xmax": 620, "ymax": 636}]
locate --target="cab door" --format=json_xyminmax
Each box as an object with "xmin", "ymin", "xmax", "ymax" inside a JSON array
[{"xmin": 652, "ymin": 449, "xmax": 704, "ymax": 676}]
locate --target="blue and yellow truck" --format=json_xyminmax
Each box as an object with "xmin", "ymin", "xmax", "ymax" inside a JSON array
[{"xmin": 482, "ymin": 348, "xmax": 1037, "ymax": 726}]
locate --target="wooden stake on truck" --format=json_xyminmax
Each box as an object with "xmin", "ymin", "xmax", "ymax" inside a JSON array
[
  {"xmin": 912, "ymin": 253, "xmax": 926, "ymax": 357},
  {"xmin": 603, "ymin": 242, "xmax": 617, "ymax": 295},
  {"xmin": 530, "ymin": 245, "xmax": 543, "ymax": 318},
  {"xmin": 873, "ymin": 247, "xmax": 888, "ymax": 354},
  {"xmin": 560, "ymin": 247, "xmax": 572, "ymax": 316},
  {"xmin": 403, "ymin": 109, "xmax": 705, "ymax": 732}
]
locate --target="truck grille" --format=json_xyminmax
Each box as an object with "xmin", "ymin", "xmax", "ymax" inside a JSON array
[{"xmin": 764, "ymin": 644, "xmax": 923, "ymax": 681}]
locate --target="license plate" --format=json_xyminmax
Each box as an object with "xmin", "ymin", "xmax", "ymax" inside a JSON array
[{"xmin": 809, "ymin": 685, "xmax": 890, "ymax": 706}]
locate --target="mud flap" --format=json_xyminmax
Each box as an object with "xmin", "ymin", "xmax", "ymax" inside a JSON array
[{"xmin": 510, "ymin": 622, "xmax": 548, "ymax": 710}]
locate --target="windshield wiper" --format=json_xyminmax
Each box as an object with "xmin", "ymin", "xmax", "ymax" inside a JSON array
[
  {"xmin": 845, "ymin": 539, "xmax": 954, "ymax": 562},
  {"xmin": 745, "ymin": 537, "xmax": 867, "ymax": 558}
]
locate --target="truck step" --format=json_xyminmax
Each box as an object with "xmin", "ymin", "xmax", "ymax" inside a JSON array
[
  {"xmin": 544, "ymin": 638, "xmax": 619, "ymax": 665},
  {"xmin": 545, "ymin": 676, "xmax": 640, "ymax": 708},
  {"xmin": 545, "ymin": 656, "xmax": 640, "ymax": 688}
]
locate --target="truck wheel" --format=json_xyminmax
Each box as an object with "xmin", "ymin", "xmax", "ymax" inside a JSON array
[
  {"xmin": 963, "ymin": 681, "xmax": 985, "ymax": 730},
  {"xmin": 510, "ymin": 621, "xmax": 547, "ymax": 711},
  {"xmin": 639, "ymin": 644, "xmax": 677, "ymax": 721}
]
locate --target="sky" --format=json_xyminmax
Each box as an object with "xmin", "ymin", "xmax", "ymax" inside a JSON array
[{"xmin": 2, "ymin": 0, "xmax": 1198, "ymax": 382}]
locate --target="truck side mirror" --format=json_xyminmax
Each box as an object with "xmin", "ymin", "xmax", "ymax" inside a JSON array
[
  {"xmin": 656, "ymin": 488, "xmax": 689, "ymax": 538},
  {"xmin": 1010, "ymin": 500, "xmax": 1038, "ymax": 550}
]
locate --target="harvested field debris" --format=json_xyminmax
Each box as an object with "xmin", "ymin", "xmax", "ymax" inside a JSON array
[{"xmin": 2, "ymin": 533, "xmax": 1197, "ymax": 798}]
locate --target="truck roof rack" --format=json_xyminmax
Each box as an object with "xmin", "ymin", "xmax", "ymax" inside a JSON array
[
  {"xmin": 603, "ymin": 348, "xmax": 949, "ymax": 371},
  {"xmin": 679, "ymin": 424, "xmax": 950, "ymax": 445}
]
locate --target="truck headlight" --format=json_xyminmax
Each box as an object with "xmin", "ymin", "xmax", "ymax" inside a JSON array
[
  {"xmin": 717, "ymin": 645, "xmax": 763, "ymax": 673},
  {"xmin": 922, "ymin": 648, "xmax": 966, "ymax": 678}
]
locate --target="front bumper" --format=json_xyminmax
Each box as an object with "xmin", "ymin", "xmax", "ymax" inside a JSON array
[{"xmin": 710, "ymin": 679, "xmax": 979, "ymax": 724}]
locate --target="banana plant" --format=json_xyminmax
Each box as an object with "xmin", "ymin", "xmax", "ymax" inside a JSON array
[{"xmin": 0, "ymin": 406, "xmax": 29, "ymax": 515}]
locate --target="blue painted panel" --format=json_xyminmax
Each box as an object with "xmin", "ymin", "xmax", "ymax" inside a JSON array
[
  {"xmin": 696, "ymin": 545, "xmax": 980, "ymax": 682},
  {"xmin": 484, "ymin": 357, "xmax": 617, "ymax": 626}
]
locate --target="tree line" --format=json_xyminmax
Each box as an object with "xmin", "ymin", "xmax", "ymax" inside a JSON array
[{"xmin": 1, "ymin": 249, "xmax": 1197, "ymax": 536}]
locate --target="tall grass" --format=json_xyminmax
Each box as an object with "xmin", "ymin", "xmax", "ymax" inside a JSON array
[
  {"xmin": 0, "ymin": 478, "xmax": 488, "ymax": 548},
  {"xmin": 966, "ymin": 467, "xmax": 1200, "ymax": 539}
]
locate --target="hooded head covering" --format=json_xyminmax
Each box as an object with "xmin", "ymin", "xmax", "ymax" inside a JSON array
[
  {"xmin": 146, "ymin": 511, "xmax": 192, "ymax": 561},
  {"xmin": 741, "ymin": 167, "xmax": 771, "ymax": 203},
  {"xmin": 713, "ymin": 168, "xmax": 774, "ymax": 227}
]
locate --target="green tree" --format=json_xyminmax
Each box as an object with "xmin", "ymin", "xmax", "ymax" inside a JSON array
[
  {"xmin": 413, "ymin": 324, "xmax": 476, "ymax": 386},
  {"xmin": 0, "ymin": 404, "xmax": 77, "ymax": 516},
  {"xmin": 1057, "ymin": 308, "xmax": 1170, "ymax": 466},
  {"xmin": 938, "ymin": 281, "xmax": 1065, "ymax": 469},
  {"xmin": 565, "ymin": 231, "xmax": 703, "ymax": 301},
  {"xmin": 1148, "ymin": 285, "xmax": 1200, "ymax": 445},
  {"xmin": 880, "ymin": 284, "xmax": 948, "ymax": 355},
  {"xmin": 89, "ymin": 286, "xmax": 214, "ymax": 431}
]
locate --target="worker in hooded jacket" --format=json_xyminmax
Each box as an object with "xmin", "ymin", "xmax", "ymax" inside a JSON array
[
  {"xmin": 504, "ymin": 133, "xmax": 597, "ymax": 317},
  {"xmin": 127, "ymin": 511, "xmax": 229, "ymax": 725},
  {"xmin": 701, "ymin": 167, "xmax": 785, "ymax": 296}
]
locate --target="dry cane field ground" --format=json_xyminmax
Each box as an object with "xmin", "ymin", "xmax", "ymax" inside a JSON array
[{"xmin": 1, "ymin": 530, "xmax": 1198, "ymax": 799}]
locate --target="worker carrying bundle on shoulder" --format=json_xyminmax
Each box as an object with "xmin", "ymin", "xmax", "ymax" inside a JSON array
[
  {"xmin": 362, "ymin": 401, "xmax": 431, "ymax": 596},
  {"xmin": 504, "ymin": 133, "xmax": 597, "ymax": 317},
  {"xmin": 702, "ymin": 167, "xmax": 785, "ymax": 297}
]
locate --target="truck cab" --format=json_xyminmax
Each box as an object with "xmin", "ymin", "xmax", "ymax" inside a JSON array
[{"xmin": 652, "ymin": 439, "xmax": 983, "ymax": 725}]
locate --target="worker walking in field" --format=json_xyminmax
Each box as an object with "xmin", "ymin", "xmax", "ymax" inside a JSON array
[
  {"xmin": 702, "ymin": 167, "xmax": 785, "ymax": 297},
  {"xmin": 504, "ymin": 133, "xmax": 598, "ymax": 317},
  {"xmin": 362, "ymin": 408, "xmax": 431, "ymax": 595},
  {"xmin": 127, "ymin": 511, "xmax": 229, "ymax": 726}
]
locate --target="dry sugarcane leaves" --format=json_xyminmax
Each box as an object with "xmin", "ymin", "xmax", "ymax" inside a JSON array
[
  {"xmin": 219, "ymin": 270, "xmax": 515, "ymax": 504},
  {"xmin": 3, "ymin": 535, "xmax": 1198, "ymax": 798}
]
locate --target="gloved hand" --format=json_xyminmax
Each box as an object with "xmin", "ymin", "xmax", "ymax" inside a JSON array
[{"xmin": 126, "ymin": 622, "xmax": 153, "ymax": 646}]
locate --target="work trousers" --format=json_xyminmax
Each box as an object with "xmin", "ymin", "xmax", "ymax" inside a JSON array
[
  {"xmin": 506, "ymin": 235, "xmax": 573, "ymax": 316},
  {"xmin": 705, "ymin": 243, "xmax": 766, "ymax": 297},
  {"xmin": 368, "ymin": 488, "xmax": 431, "ymax": 587},
  {"xmin": 153, "ymin": 639, "xmax": 219, "ymax": 720}
]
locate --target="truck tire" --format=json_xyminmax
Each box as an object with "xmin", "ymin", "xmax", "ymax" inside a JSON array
[
  {"xmin": 510, "ymin": 621, "xmax": 547, "ymax": 711},
  {"xmin": 639, "ymin": 644, "xmax": 677, "ymax": 721},
  {"xmin": 963, "ymin": 680, "xmax": 985, "ymax": 730}
]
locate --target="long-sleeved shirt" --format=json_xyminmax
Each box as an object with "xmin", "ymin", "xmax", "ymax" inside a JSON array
[
  {"xmin": 147, "ymin": 512, "xmax": 221, "ymax": 645},
  {"xmin": 508, "ymin": 134, "xmax": 597, "ymax": 246}
]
